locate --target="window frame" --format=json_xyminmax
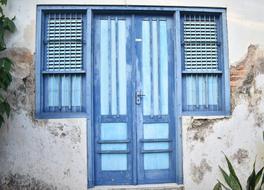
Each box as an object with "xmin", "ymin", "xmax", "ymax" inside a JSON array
[
  {"xmin": 36, "ymin": 6, "xmax": 90, "ymax": 119},
  {"xmin": 180, "ymin": 12, "xmax": 228, "ymax": 115}
]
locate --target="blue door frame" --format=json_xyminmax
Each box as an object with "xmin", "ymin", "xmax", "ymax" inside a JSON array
[{"xmin": 92, "ymin": 12, "xmax": 178, "ymax": 186}]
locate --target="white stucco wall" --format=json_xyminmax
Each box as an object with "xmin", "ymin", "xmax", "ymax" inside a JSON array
[{"xmin": 0, "ymin": 0, "xmax": 263, "ymax": 190}]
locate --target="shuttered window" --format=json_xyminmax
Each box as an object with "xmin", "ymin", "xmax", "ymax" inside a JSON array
[
  {"xmin": 182, "ymin": 14, "xmax": 222, "ymax": 112},
  {"xmin": 36, "ymin": 7, "xmax": 229, "ymax": 118},
  {"xmin": 42, "ymin": 12, "xmax": 86, "ymax": 112}
]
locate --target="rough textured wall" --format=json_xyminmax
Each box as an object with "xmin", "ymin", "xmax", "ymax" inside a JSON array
[
  {"xmin": 0, "ymin": 0, "xmax": 263, "ymax": 189},
  {"xmin": 183, "ymin": 45, "xmax": 264, "ymax": 190},
  {"xmin": 0, "ymin": 48, "xmax": 87, "ymax": 189}
]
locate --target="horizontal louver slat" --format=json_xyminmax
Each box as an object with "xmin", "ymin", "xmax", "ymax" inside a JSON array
[
  {"xmin": 183, "ymin": 14, "xmax": 219, "ymax": 71},
  {"xmin": 45, "ymin": 12, "xmax": 83, "ymax": 71}
]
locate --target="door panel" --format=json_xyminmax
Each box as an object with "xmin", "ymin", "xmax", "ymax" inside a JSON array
[
  {"xmin": 94, "ymin": 15, "xmax": 133, "ymax": 185},
  {"xmin": 99, "ymin": 18, "xmax": 127, "ymax": 115},
  {"xmin": 94, "ymin": 14, "xmax": 175, "ymax": 185},
  {"xmin": 101, "ymin": 123, "xmax": 128, "ymax": 171},
  {"xmin": 141, "ymin": 19, "xmax": 169, "ymax": 116},
  {"xmin": 135, "ymin": 16, "xmax": 175, "ymax": 184}
]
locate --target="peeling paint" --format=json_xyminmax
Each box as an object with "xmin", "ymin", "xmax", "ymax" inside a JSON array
[{"xmin": 187, "ymin": 118, "xmax": 218, "ymax": 143}]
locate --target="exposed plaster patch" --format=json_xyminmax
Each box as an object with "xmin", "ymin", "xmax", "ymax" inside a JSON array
[
  {"xmin": 231, "ymin": 45, "xmax": 264, "ymax": 104},
  {"xmin": 190, "ymin": 159, "xmax": 212, "ymax": 184},
  {"xmin": 0, "ymin": 173, "xmax": 58, "ymax": 190},
  {"xmin": 187, "ymin": 118, "xmax": 219, "ymax": 143},
  {"xmin": 232, "ymin": 148, "xmax": 249, "ymax": 164},
  {"xmin": 0, "ymin": 48, "xmax": 35, "ymax": 118}
]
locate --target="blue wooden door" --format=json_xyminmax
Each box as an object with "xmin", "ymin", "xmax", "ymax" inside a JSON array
[
  {"xmin": 94, "ymin": 14, "xmax": 175, "ymax": 185},
  {"xmin": 135, "ymin": 16, "xmax": 175, "ymax": 184}
]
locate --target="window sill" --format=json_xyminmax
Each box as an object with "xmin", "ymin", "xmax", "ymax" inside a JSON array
[
  {"xmin": 35, "ymin": 112, "xmax": 87, "ymax": 119},
  {"xmin": 182, "ymin": 110, "xmax": 230, "ymax": 118}
]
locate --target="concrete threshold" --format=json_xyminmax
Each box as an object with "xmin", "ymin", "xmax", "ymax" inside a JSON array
[{"xmin": 91, "ymin": 183, "xmax": 184, "ymax": 190}]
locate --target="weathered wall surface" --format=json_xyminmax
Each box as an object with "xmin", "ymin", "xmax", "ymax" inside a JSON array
[
  {"xmin": 0, "ymin": 49, "xmax": 87, "ymax": 189},
  {"xmin": 0, "ymin": 0, "xmax": 263, "ymax": 190},
  {"xmin": 183, "ymin": 45, "xmax": 264, "ymax": 190}
]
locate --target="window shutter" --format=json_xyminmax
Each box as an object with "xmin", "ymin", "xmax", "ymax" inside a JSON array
[
  {"xmin": 182, "ymin": 14, "xmax": 222, "ymax": 112},
  {"xmin": 183, "ymin": 14, "xmax": 218, "ymax": 71},
  {"xmin": 46, "ymin": 13, "xmax": 83, "ymax": 71},
  {"xmin": 42, "ymin": 12, "xmax": 85, "ymax": 112}
]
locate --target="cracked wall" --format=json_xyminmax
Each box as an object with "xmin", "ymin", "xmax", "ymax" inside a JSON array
[
  {"xmin": 0, "ymin": 0, "xmax": 264, "ymax": 190},
  {"xmin": 183, "ymin": 45, "xmax": 264, "ymax": 190}
]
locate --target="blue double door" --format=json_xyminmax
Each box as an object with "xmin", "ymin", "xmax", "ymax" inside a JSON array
[{"xmin": 93, "ymin": 14, "xmax": 176, "ymax": 185}]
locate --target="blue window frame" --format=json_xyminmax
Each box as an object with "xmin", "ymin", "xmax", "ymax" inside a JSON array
[
  {"xmin": 36, "ymin": 9, "xmax": 88, "ymax": 118},
  {"xmin": 181, "ymin": 13, "xmax": 229, "ymax": 115},
  {"xmin": 35, "ymin": 5, "xmax": 230, "ymax": 188}
]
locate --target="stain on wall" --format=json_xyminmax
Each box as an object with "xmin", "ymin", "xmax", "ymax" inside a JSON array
[
  {"xmin": 232, "ymin": 148, "xmax": 249, "ymax": 164},
  {"xmin": 0, "ymin": 47, "xmax": 87, "ymax": 189},
  {"xmin": 190, "ymin": 159, "xmax": 212, "ymax": 184},
  {"xmin": 183, "ymin": 45, "xmax": 264, "ymax": 190},
  {"xmin": 0, "ymin": 173, "xmax": 58, "ymax": 190}
]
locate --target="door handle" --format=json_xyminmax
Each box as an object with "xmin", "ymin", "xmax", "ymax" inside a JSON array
[{"xmin": 135, "ymin": 90, "xmax": 145, "ymax": 105}]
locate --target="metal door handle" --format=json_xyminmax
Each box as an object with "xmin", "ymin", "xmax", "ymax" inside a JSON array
[{"xmin": 135, "ymin": 90, "xmax": 145, "ymax": 105}]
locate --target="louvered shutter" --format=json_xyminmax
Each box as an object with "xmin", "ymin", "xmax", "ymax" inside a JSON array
[
  {"xmin": 182, "ymin": 14, "xmax": 222, "ymax": 112},
  {"xmin": 42, "ymin": 12, "xmax": 85, "ymax": 112}
]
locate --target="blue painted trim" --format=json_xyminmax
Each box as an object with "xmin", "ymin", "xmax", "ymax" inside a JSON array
[
  {"xmin": 37, "ymin": 5, "xmax": 226, "ymax": 13},
  {"xmin": 221, "ymin": 10, "xmax": 231, "ymax": 116},
  {"xmin": 180, "ymin": 11, "xmax": 229, "ymax": 115},
  {"xmin": 182, "ymin": 111, "xmax": 229, "ymax": 116},
  {"xmin": 35, "ymin": 7, "xmax": 88, "ymax": 119},
  {"xmin": 86, "ymin": 8, "xmax": 95, "ymax": 188},
  {"xmin": 35, "ymin": 6, "xmax": 43, "ymax": 117},
  {"xmin": 36, "ymin": 112, "xmax": 87, "ymax": 119},
  {"xmin": 131, "ymin": 14, "xmax": 138, "ymax": 185},
  {"xmin": 174, "ymin": 11, "xmax": 184, "ymax": 184}
]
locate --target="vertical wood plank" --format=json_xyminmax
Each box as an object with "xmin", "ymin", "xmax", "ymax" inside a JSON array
[
  {"xmin": 72, "ymin": 74, "xmax": 82, "ymax": 111},
  {"xmin": 118, "ymin": 19, "xmax": 127, "ymax": 115},
  {"xmin": 61, "ymin": 75, "xmax": 71, "ymax": 109},
  {"xmin": 152, "ymin": 20, "xmax": 159, "ymax": 116},
  {"xmin": 150, "ymin": 20, "xmax": 154, "ymax": 117},
  {"xmin": 111, "ymin": 19, "xmax": 117, "ymax": 115},
  {"xmin": 142, "ymin": 20, "xmax": 151, "ymax": 115},
  {"xmin": 157, "ymin": 19, "xmax": 161, "ymax": 116},
  {"xmin": 175, "ymin": 11, "xmax": 183, "ymax": 183},
  {"xmin": 198, "ymin": 75, "xmax": 206, "ymax": 108},
  {"xmin": 100, "ymin": 19, "xmax": 109, "ymax": 115},
  {"xmin": 108, "ymin": 17, "xmax": 112, "ymax": 115},
  {"xmin": 116, "ymin": 18, "xmax": 120, "ymax": 115},
  {"xmin": 159, "ymin": 20, "xmax": 168, "ymax": 115}
]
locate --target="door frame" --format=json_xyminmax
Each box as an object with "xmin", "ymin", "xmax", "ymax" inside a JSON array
[
  {"xmin": 85, "ymin": 5, "xmax": 226, "ymax": 188},
  {"xmin": 35, "ymin": 4, "xmax": 229, "ymax": 189},
  {"xmin": 89, "ymin": 8, "xmax": 183, "ymax": 188}
]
